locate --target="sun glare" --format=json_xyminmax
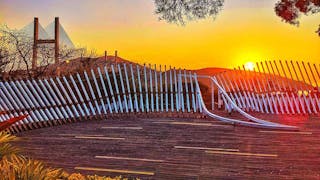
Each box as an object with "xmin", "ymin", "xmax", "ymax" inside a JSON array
[{"xmin": 244, "ymin": 62, "xmax": 255, "ymax": 71}]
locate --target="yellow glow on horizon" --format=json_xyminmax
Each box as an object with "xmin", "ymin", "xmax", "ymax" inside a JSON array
[
  {"xmin": 1, "ymin": 4, "xmax": 319, "ymax": 70},
  {"xmin": 68, "ymin": 8, "xmax": 319, "ymax": 70}
]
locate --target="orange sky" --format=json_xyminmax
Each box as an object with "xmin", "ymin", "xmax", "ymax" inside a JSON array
[{"xmin": 0, "ymin": 0, "xmax": 319, "ymax": 69}]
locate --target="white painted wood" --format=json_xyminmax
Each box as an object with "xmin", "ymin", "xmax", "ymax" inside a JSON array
[
  {"xmin": 239, "ymin": 66, "xmax": 257, "ymax": 111},
  {"xmin": 83, "ymin": 71, "xmax": 101, "ymax": 115},
  {"xmin": 283, "ymin": 61, "xmax": 301, "ymax": 114},
  {"xmin": 91, "ymin": 69, "xmax": 107, "ymax": 114},
  {"xmin": 289, "ymin": 61, "xmax": 306, "ymax": 114},
  {"xmin": 253, "ymin": 68, "xmax": 268, "ymax": 113},
  {"xmin": 42, "ymin": 79, "xmax": 70, "ymax": 119},
  {"xmin": 302, "ymin": 62, "xmax": 319, "ymax": 113},
  {"xmin": 97, "ymin": 67, "xmax": 113, "ymax": 113},
  {"xmin": 111, "ymin": 65, "xmax": 123, "ymax": 113},
  {"xmin": 149, "ymin": 64, "xmax": 154, "ymax": 112},
  {"xmin": 307, "ymin": 63, "xmax": 320, "ymax": 111},
  {"xmin": 165, "ymin": 65, "xmax": 169, "ymax": 112},
  {"xmin": 84, "ymin": 71, "xmax": 101, "ymax": 114},
  {"xmin": 189, "ymin": 71, "xmax": 196, "ymax": 112},
  {"xmin": 218, "ymin": 74, "xmax": 237, "ymax": 110},
  {"xmin": 70, "ymin": 75, "xmax": 91, "ymax": 116},
  {"xmin": 241, "ymin": 66, "xmax": 260, "ymax": 112},
  {"xmin": 15, "ymin": 80, "xmax": 48, "ymax": 121},
  {"xmin": 273, "ymin": 61, "xmax": 295, "ymax": 114},
  {"xmin": 169, "ymin": 66, "xmax": 174, "ymax": 112},
  {"xmin": 143, "ymin": 64, "xmax": 149, "ymax": 112},
  {"xmin": 0, "ymin": 85, "xmax": 24, "ymax": 124},
  {"xmin": 117, "ymin": 64, "xmax": 129, "ymax": 113},
  {"xmin": 61, "ymin": 76, "xmax": 85, "ymax": 117},
  {"xmin": 10, "ymin": 81, "xmax": 40, "ymax": 122},
  {"xmin": 245, "ymin": 66, "xmax": 263, "ymax": 112},
  {"xmin": 50, "ymin": 78, "xmax": 78, "ymax": 118},
  {"xmin": 19, "ymin": 80, "xmax": 48, "ymax": 122},
  {"xmin": 31, "ymin": 79, "xmax": 61, "ymax": 120},
  {"xmin": 174, "ymin": 67, "xmax": 179, "ymax": 111},
  {"xmin": 77, "ymin": 73, "xmax": 96, "ymax": 115},
  {"xmin": 235, "ymin": 68, "xmax": 252, "ymax": 111},
  {"xmin": 197, "ymin": 75, "xmax": 203, "ymax": 113},
  {"xmin": 155, "ymin": 64, "xmax": 159, "ymax": 112},
  {"xmin": 256, "ymin": 63, "xmax": 274, "ymax": 114},
  {"xmin": 123, "ymin": 64, "xmax": 134, "ymax": 113},
  {"xmin": 291, "ymin": 61, "xmax": 310, "ymax": 114},
  {"xmin": 179, "ymin": 69, "xmax": 185, "ymax": 112},
  {"xmin": 37, "ymin": 80, "xmax": 65, "ymax": 120},
  {"xmin": 227, "ymin": 73, "xmax": 242, "ymax": 110},
  {"xmin": 268, "ymin": 61, "xmax": 289, "ymax": 114},
  {"xmin": 137, "ymin": 65, "xmax": 145, "ymax": 112},
  {"xmin": 160, "ymin": 65, "xmax": 164, "ymax": 112},
  {"xmin": 184, "ymin": 70, "xmax": 191, "ymax": 112},
  {"xmin": 130, "ymin": 64, "xmax": 139, "ymax": 112},
  {"xmin": 216, "ymin": 76, "xmax": 232, "ymax": 112},
  {"xmin": 259, "ymin": 63, "xmax": 278, "ymax": 114},
  {"xmin": 229, "ymin": 70, "xmax": 247, "ymax": 110},
  {"xmin": 104, "ymin": 66, "xmax": 118, "ymax": 113},
  {"xmin": 3, "ymin": 82, "xmax": 34, "ymax": 123}
]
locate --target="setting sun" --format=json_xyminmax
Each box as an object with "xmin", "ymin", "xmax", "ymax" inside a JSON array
[{"xmin": 244, "ymin": 62, "xmax": 255, "ymax": 71}]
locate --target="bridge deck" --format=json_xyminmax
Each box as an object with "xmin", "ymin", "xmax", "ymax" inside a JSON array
[{"xmin": 13, "ymin": 112, "xmax": 320, "ymax": 179}]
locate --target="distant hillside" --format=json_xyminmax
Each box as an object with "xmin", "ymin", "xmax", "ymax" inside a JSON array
[
  {"xmin": 195, "ymin": 67, "xmax": 229, "ymax": 76},
  {"xmin": 45, "ymin": 56, "xmax": 230, "ymax": 77},
  {"xmin": 46, "ymin": 55, "xmax": 138, "ymax": 76},
  {"xmin": 3, "ymin": 55, "xmax": 314, "ymax": 91}
]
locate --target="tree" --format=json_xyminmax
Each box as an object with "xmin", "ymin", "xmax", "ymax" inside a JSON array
[
  {"xmin": 153, "ymin": 0, "xmax": 320, "ymax": 36},
  {"xmin": 275, "ymin": 0, "xmax": 320, "ymax": 25},
  {"xmin": 0, "ymin": 24, "xmax": 83, "ymax": 78},
  {"xmin": 154, "ymin": 0, "xmax": 225, "ymax": 25},
  {"xmin": 0, "ymin": 24, "xmax": 33, "ymax": 77},
  {"xmin": 275, "ymin": 0, "xmax": 320, "ymax": 36},
  {"xmin": 0, "ymin": 46, "xmax": 10, "ymax": 74}
]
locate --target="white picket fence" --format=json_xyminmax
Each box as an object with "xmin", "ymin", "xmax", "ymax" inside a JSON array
[
  {"xmin": 0, "ymin": 64, "xmax": 204, "ymax": 132},
  {"xmin": 214, "ymin": 60, "xmax": 320, "ymax": 115},
  {"xmin": 0, "ymin": 62, "xmax": 300, "ymax": 132}
]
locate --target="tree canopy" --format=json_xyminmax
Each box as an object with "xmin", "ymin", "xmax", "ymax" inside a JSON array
[
  {"xmin": 154, "ymin": 0, "xmax": 320, "ymax": 36},
  {"xmin": 275, "ymin": 0, "xmax": 320, "ymax": 25},
  {"xmin": 154, "ymin": 0, "xmax": 224, "ymax": 25}
]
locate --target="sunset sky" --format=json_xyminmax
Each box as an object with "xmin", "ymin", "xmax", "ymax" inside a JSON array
[{"xmin": 0, "ymin": 0, "xmax": 319, "ymax": 69}]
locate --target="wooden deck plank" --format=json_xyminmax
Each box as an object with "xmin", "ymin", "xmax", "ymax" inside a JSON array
[
  {"xmin": 95, "ymin": 156, "xmax": 165, "ymax": 163},
  {"xmin": 12, "ymin": 112, "xmax": 320, "ymax": 179},
  {"xmin": 74, "ymin": 167, "xmax": 155, "ymax": 176},
  {"xmin": 205, "ymin": 150, "xmax": 278, "ymax": 158}
]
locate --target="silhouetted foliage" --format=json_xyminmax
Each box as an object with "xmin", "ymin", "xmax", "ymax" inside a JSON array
[
  {"xmin": 154, "ymin": 0, "xmax": 225, "ymax": 25},
  {"xmin": 275, "ymin": 0, "xmax": 320, "ymax": 36},
  {"xmin": 154, "ymin": 0, "xmax": 320, "ymax": 36}
]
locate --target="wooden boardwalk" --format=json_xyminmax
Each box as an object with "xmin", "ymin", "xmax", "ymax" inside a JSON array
[{"xmin": 13, "ymin": 112, "xmax": 320, "ymax": 179}]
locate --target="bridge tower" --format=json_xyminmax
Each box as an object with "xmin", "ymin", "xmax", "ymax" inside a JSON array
[{"xmin": 32, "ymin": 17, "xmax": 60, "ymax": 74}]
